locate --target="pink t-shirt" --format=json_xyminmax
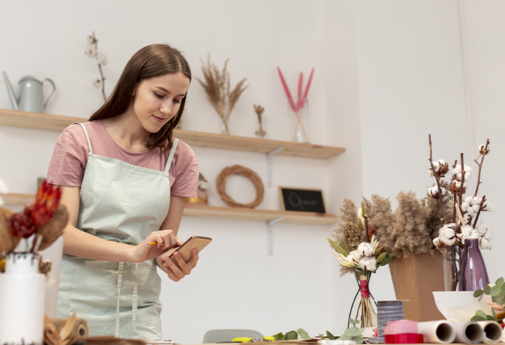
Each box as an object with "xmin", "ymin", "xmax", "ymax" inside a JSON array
[{"xmin": 46, "ymin": 121, "xmax": 199, "ymax": 198}]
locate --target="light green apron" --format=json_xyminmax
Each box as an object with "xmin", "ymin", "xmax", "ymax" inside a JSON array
[{"xmin": 57, "ymin": 123, "xmax": 178, "ymax": 340}]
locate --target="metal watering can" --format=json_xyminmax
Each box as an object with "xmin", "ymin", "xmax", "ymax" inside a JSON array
[{"xmin": 2, "ymin": 71, "xmax": 55, "ymax": 113}]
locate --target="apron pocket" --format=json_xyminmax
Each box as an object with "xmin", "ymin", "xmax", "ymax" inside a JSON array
[{"xmin": 136, "ymin": 263, "xmax": 162, "ymax": 326}]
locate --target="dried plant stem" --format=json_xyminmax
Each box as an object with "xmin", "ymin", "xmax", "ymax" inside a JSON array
[
  {"xmin": 474, "ymin": 139, "xmax": 490, "ymax": 197},
  {"xmin": 473, "ymin": 195, "xmax": 486, "ymax": 228},
  {"xmin": 92, "ymin": 31, "xmax": 106, "ymax": 102},
  {"xmin": 363, "ymin": 214, "xmax": 370, "ymax": 243},
  {"xmin": 452, "ymin": 195, "xmax": 457, "ymax": 224},
  {"xmin": 428, "ymin": 134, "xmax": 446, "ymax": 221},
  {"xmin": 459, "ymin": 153, "xmax": 465, "ymax": 215}
]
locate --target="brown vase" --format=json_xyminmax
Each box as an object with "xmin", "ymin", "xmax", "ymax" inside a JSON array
[{"xmin": 389, "ymin": 253, "xmax": 445, "ymax": 321}]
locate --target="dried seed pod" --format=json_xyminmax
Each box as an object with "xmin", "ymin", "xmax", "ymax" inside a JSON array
[
  {"xmin": 449, "ymin": 180, "xmax": 466, "ymax": 194},
  {"xmin": 37, "ymin": 205, "xmax": 69, "ymax": 251},
  {"xmin": 0, "ymin": 208, "xmax": 20, "ymax": 253},
  {"xmin": 39, "ymin": 259, "xmax": 52, "ymax": 276},
  {"xmin": 478, "ymin": 144, "xmax": 490, "ymax": 156}
]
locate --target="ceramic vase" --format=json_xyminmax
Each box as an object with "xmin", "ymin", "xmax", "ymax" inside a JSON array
[
  {"xmin": 459, "ymin": 238, "xmax": 489, "ymax": 291},
  {"xmin": 0, "ymin": 252, "xmax": 45, "ymax": 345}
]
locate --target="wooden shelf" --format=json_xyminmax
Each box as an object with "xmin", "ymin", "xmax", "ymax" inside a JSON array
[
  {"xmin": 0, "ymin": 109, "xmax": 345, "ymax": 159},
  {"xmin": 1, "ymin": 193, "xmax": 338, "ymax": 225}
]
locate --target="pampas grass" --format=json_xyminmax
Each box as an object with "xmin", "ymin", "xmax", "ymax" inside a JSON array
[{"xmin": 196, "ymin": 55, "xmax": 248, "ymax": 135}]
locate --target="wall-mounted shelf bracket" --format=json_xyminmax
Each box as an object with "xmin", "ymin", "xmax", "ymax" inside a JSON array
[
  {"xmin": 266, "ymin": 147, "xmax": 284, "ymax": 187},
  {"xmin": 267, "ymin": 216, "xmax": 285, "ymax": 256}
]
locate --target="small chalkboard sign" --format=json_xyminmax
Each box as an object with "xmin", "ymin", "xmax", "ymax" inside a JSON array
[{"xmin": 278, "ymin": 187, "xmax": 327, "ymax": 213}]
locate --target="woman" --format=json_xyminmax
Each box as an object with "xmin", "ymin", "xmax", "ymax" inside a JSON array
[{"xmin": 46, "ymin": 44, "xmax": 199, "ymax": 340}]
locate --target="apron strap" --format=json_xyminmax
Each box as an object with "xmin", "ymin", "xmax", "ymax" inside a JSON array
[
  {"xmin": 74, "ymin": 122, "xmax": 94, "ymax": 154},
  {"xmin": 164, "ymin": 138, "xmax": 179, "ymax": 174},
  {"xmin": 115, "ymin": 262, "xmax": 125, "ymax": 338},
  {"xmin": 132, "ymin": 263, "xmax": 139, "ymax": 334}
]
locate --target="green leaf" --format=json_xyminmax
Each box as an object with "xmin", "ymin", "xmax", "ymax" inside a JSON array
[
  {"xmin": 297, "ymin": 328, "xmax": 310, "ymax": 340},
  {"xmin": 340, "ymin": 238, "xmax": 350, "ymax": 254},
  {"xmin": 349, "ymin": 319, "xmax": 357, "ymax": 326},
  {"xmin": 484, "ymin": 285, "xmax": 492, "ymax": 295},
  {"xmin": 339, "ymin": 335, "xmax": 351, "ymax": 341},
  {"xmin": 492, "ymin": 309, "xmax": 497, "ymax": 319},
  {"xmin": 273, "ymin": 333, "xmax": 284, "ymax": 341},
  {"xmin": 326, "ymin": 331, "xmax": 336, "ymax": 340},
  {"xmin": 327, "ymin": 238, "xmax": 348, "ymax": 256},
  {"xmin": 496, "ymin": 277, "xmax": 504, "ymax": 287},
  {"xmin": 487, "ymin": 315, "xmax": 496, "ymax": 321},
  {"xmin": 345, "ymin": 328, "xmax": 361, "ymax": 337},
  {"xmin": 286, "ymin": 331, "xmax": 298, "ymax": 340},
  {"xmin": 491, "ymin": 286, "xmax": 501, "ymax": 297},
  {"xmin": 471, "ymin": 315, "xmax": 487, "ymax": 322},
  {"xmin": 318, "ymin": 334, "xmax": 325, "ymax": 340},
  {"xmin": 361, "ymin": 202, "xmax": 366, "ymax": 216},
  {"xmin": 358, "ymin": 218, "xmax": 364, "ymax": 231},
  {"xmin": 354, "ymin": 335, "xmax": 365, "ymax": 344},
  {"xmin": 476, "ymin": 310, "xmax": 488, "ymax": 319},
  {"xmin": 474, "ymin": 290, "xmax": 484, "ymax": 298},
  {"xmin": 376, "ymin": 252, "xmax": 387, "ymax": 263}
]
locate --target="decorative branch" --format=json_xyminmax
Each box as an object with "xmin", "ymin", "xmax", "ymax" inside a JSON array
[
  {"xmin": 85, "ymin": 32, "xmax": 108, "ymax": 103},
  {"xmin": 474, "ymin": 139, "xmax": 490, "ymax": 197},
  {"xmin": 473, "ymin": 195, "xmax": 486, "ymax": 228},
  {"xmin": 428, "ymin": 134, "xmax": 446, "ymax": 221},
  {"xmin": 459, "ymin": 153, "xmax": 465, "ymax": 214}
]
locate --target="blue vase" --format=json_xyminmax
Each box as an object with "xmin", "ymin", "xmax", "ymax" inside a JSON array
[{"xmin": 458, "ymin": 238, "xmax": 490, "ymax": 291}]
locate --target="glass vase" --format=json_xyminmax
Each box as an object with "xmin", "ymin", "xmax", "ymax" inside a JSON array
[
  {"xmin": 356, "ymin": 276, "xmax": 377, "ymax": 328},
  {"xmin": 458, "ymin": 238, "xmax": 490, "ymax": 291},
  {"xmin": 442, "ymin": 246, "xmax": 457, "ymax": 291}
]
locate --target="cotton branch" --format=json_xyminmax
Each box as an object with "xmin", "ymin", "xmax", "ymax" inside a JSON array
[
  {"xmin": 428, "ymin": 134, "xmax": 446, "ymax": 221},
  {"xmin": 459, "ymin": 153, "xmax": 465, "ymax": 213},
  {"xmin": 474, "ymin": 139, "xmax": 490, "ymax": 197},
  {"xmin": 473, "ymin": 195, "xmax": 486, "ymax": 228},
  {"xmin": 92, "ymin": 31, "xmax": 107, "ymax": 102}
]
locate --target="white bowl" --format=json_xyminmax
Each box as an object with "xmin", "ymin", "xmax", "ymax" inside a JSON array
[{"xmin": 433, "ymin": 291, "xmax": 493, "ymax": 321}]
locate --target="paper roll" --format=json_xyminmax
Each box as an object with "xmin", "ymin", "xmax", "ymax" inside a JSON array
[
  {"xmin": 53, "ymin": 317, "xmax": 89, "ymax": 338},
  {"xmin": 478, "ymin": 321, "xmax": 502, "ymax": 344},
  {"xmin": 418, "ymin": 320, "xmax": 456, "ymax": 343},
  {"xmin": 452, "ymin": 321, "xmax": 483, "ymax": 344}
]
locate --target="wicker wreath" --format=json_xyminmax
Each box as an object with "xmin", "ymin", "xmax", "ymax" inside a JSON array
[{"xmin": 216, "ymin": 165, "xmax": 264, "ymax": 209}]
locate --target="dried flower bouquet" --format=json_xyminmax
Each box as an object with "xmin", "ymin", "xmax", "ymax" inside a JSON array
[
  {"xmin": 196, "ymin": 55, "xmax": 248, "ymax": 135},
  {"xmin": 328, "ymin": 200, "xmax": 392, "ymax": 328}
]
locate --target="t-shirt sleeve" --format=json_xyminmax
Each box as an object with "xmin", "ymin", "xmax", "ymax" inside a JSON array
[
  {"xmin": 171, "ymin": 141, "xmax": 199, "ymax": 198},
  {"xmin": 46, "ymin": 124, "xmax": 89, "ymax": 187}
]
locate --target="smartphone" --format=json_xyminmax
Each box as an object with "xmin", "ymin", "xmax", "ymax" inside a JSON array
[{"xmin": 162, "ymin": 235, "xmax": 212, "ymax": 268}]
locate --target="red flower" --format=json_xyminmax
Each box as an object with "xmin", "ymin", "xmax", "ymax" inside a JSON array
[
  {"xmin": 10, "ymin": 205, "xmax": 36, "ymax": 238},
  {"xmin": 31, "ymin": 181, "xmax": 62, "ymax": 227}
]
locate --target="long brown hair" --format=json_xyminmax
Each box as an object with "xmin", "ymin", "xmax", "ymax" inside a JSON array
[{"xmin": 90, "ymin": 44, "xmax": 191, "ymax": 151}]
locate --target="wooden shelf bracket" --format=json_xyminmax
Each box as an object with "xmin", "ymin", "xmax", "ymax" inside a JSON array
[
  {"xmin": 267, "ymin": 216, "xmax": 284, "ymax": 256},
  {"xmin": 266, "ymin": 147, "xmax": 284, "ymax": 188}
]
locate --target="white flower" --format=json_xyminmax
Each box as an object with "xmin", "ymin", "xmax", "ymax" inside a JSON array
[
  {"xmin": 0, "ymin": 176, "xmax": 9, "ymax": 194},
  {"xmin": 358, "ymin": 257, "xmax": 377, "ymax": 271},
  {"xmin": 346, "ymin": 250, "xmax": 361, "ymax": 265},
  {"xmin": 96, "ymin": 53, "xmax": 108, "ymax": 66},
  {"xmin": 480, "ymin": 237, "xmax": 492, "ymax": 250},
  {"xmin": 92, "ymin": 78, "xmax": 101, "ymax": 89},
  {"xmin": 86, "ymin": 35, "xmax": 95, "ymax": 46},
  {"xmin": 439, "ymin": 225, "xmax": 457, "ymax": 246},
  {"xmin": 357, "ymin": 242, "xmax": 374, "ymax": 257},
  {"xmin": 478, "ymin": 144, "xmax": 490, "ymax": 156},
  {"xmin": 452, "ymin": 164, "xmax": 472, "ymax": 181},
  {"xmin": 427, "ymin": 186, "xmax": 446, "ymax": 198},
  {"xmin": 85, "ymin": 46, "xmax": 97, "ymax": 58}
]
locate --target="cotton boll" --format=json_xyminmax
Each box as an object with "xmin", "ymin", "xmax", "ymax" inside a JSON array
[
  {"xmin": 358, "ymin": 257, "xmax": 377, "ymax": 271},
  {"xmin": 357, "ymin": 242, "xmax": 374, "ymax": 257},
  {"xmin": 433, "ymin": 237, "xmax": 441, "ymax": 247},
  {"xmin": 483, "ymin": 228, "xmax": 492, "ymax": 241},
  {"xmin": 452, "ymin": 164, "xmax": 472, "ymax": 181},
  {"xmin": 346, "ymin": 250, "xmax": 361, "ymax": 264},
  {"xmin": 86, "ymin": 35, "xmax": 95, "ymax": 45},
  {"xmin": 472, "ymin": 204, "xmax": 481, "ymax": 213},
  {"xmin": 480, "ymin": 237, "xmax": 492, "ymax": 250},
  {"xmin": 482, "ymin": 201, "xmax": 493, "ymax": 212},
  {"xmin": 92, "ymin": 78, "xmax": 102, "ymax": 89},
  {"xmin": 439, "ymin": 225, "xmax": 456, "ymax": 246},
  {"xmin": 461, "ymin": 202, "xmax": 470, "ymax": 213},
  {"xmin": 460, "ymin": 225, "xmax": 474, "ymax": 239},
  {"xmin": 85, "ymin": 46, "xmax": 97, "ymax": 58},
  {"xmin": 478, "ymin": 144, "xmax": 490, "ymax": 156},
  {"xmin": 466, "ymin": 207, "xmax": 476, "ymax": 217},
  {"xmin": 97, "ymin": 54, "xmax": 108, "ymax": 66}
]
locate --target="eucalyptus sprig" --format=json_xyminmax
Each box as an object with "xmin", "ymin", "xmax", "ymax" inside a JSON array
[
  {"xmin": 339, "ymin": 319, "xmax": 365, "ymax": 344},
  {"xmin": 471, "ymin": 277, "xmax": 505, "ymax": 322}
]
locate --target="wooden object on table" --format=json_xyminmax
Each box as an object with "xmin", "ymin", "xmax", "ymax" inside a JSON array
[
  {"xmin": 0, "ymin": 109, "xmax": 345, "ymax": 159},
  {"xmin": 389, "ymin": 252, "xmax": 445, "ymax": 321}
]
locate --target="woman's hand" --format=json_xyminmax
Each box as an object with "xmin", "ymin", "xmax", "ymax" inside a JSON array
[
  {"xmin": 155, "ymin": 248, "xmax": 199, "ymax": 282},
  {"xmin": 127, "ymin": 230, "xmax": 182, "ymax": 263}
]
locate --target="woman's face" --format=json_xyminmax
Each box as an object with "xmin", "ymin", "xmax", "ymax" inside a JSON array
[{"xmin": 132, "ymin": 72, "xmax": 190, "ymax": 133}]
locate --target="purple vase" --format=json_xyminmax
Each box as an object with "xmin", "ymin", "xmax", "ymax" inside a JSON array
[{"xmin": 458, "ymin": 238, "xmax": 490, "ymax": 291}]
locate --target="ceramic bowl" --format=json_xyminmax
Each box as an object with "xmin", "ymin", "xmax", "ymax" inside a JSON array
[{"xmin": 432, "ymin": 291, "xmax": 493, "ymax": 321}]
